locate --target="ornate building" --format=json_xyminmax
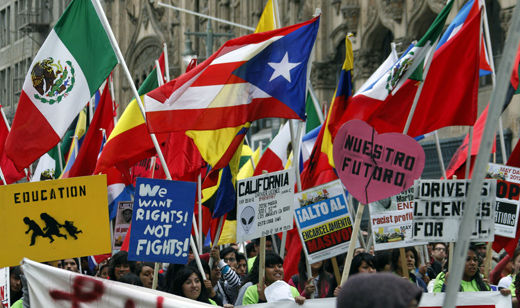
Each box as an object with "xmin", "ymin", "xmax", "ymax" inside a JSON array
[{"xmin": 0, "ymin": 0, "xmax": 518, "ymax": 177}]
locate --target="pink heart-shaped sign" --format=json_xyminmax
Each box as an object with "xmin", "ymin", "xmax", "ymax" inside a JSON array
[{"xmin": 333, "ymin": 120, "xmax": 425, "ymax": 204}]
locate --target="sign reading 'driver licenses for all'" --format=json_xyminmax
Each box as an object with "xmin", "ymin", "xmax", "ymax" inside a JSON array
[
  {"xmin": 294, "ymin": 180, "xmax": 352, "ymax": 263},
  {"xmin": 487, "ymin": 163, "xmax": 520, "ymax": 238},
  {"xmin": 412, "ymin": 179, "xmax": 496, "ymax": 242},
  {"xmin": 128, "ymin": 178, "xmax": 195, "ymax": 264},
  {"xmin": 236, "ymin": 169, "xmax": 295, "ymax": 242},
  {"xmin": 0, "ymin": 175, "xmax": 111, "ymax": 268}
]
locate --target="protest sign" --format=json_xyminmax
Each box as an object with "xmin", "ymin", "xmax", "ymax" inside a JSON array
[
  {"xmin": 128, "ymin": 178, "xmax": 195, "ymax": 263},
  {"xmin": 487, "ymin": 163, "xmax": 520, "ymax": 238},
  {"xmin": 294, "ymin": 180, "xmax": 353, "ymax": 263},
  {"xmin": 0, "ymin": 175, "xmax": 110, "ymax": 268},
  {"xmin": 412, "ymin": 179, "xmax": 496, "ymax": 242},
  {"xmin": 0, "ymin": 267, "xmax": 8, "ymax": 308},
  {"xmin": 21, "ymin": 258, "xmax": 213, "ymax": 308},
  {"xmin": 113, "ymin": 201, "xmax": 133, "ymax": 251},
  {"xmin": 369, "ymin": 187, "xmax": 427, "ymax": 250},
  {"xmin": 236, "ymin": 169, "xmax": 295, "ymax": 242},
  {"xmin": 332, "ymin": 120, "xmax": 425, "ymax": 204}
]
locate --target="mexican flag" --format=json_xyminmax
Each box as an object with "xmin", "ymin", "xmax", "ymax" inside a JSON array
[{"xmin": 5, "ymin": 0, "xmax": 117, "ymax": 171}]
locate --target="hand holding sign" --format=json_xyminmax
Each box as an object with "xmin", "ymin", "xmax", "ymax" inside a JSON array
[{"xmin": 333, "ymin": 120, "xmax": 425, "ymax": 204}]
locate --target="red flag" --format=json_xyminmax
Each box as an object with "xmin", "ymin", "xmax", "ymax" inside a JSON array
[
  {"xmin": 0, "ymin": 108, "xmax": 25, "ymax": 184},
  {"xmin": 64, "ymin": 82, "xmax": 115, "ymax": 178}
]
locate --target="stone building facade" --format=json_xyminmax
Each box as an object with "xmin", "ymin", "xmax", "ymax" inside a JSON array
[{"xmin": 0, "ymin": 0, "xmax": 518, "ymax": 177}]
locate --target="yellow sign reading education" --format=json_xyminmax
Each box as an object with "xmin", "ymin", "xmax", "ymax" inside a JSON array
[{"xmin": 0, "ymin": 175, "xmax": 111, "ymax": 268}]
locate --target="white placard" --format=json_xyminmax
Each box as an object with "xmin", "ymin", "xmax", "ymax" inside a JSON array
[
  {"xmin": 236, "ymin": 169, "xmax": 295, "ymax": 242},
  {"xmin": 0, "ymin": 267, "xmax": 9, "ymax": 308},
  {"xmin": 412, "ymin": 179, "xmax": 496, "ymax": 242},
  {"xmin": 113, "ymin": 201, "xmax": 133, "ymax": 252},
  {"xmin": 369, "ymin": 187, "xmax": 427, "ymax": 250},
  {"xmin": 488, "ymin": 163, "xmax": 520, "ymax": 238}
]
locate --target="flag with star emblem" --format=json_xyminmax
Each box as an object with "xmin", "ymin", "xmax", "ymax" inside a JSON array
[{"xmin": 144, "ymin": 16, "xmax": 319, "ymax": 133}]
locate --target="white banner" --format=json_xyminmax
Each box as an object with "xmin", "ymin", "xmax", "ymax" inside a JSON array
[
  {"xmin": 412, "ymin": 179, "xmax": 496, "ymax": 242},
  {"xmin": 236, "ymin": 169, "xmax": 295, "ymax": 242},
  {"xmin": 0, "ymin": 267, "xmax": 8, "ymax": 308},
  {"xmin": 369, "ymin": 187, "xmax": 427, "ymax": 250},
  {"xmin": 238, "ymin": 292, "xmax": 510, "ymax": 308},
  {"xmin": 21, "ymin": 258, "xmax": 212, "ymax": 308}
]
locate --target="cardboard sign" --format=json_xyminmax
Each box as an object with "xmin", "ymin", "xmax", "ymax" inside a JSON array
[
  {"xmin": 113, "ymin": 201, "xmax": 133, "ymax": 251},
  {"xmin": 332, "ymin": 120, "xmax": 425, "ymax": 204},
  {"xmin": 0, "ymin": 267, "xmax": 8, "ymax": 308},
  {"xmin": 236, "ymin": 169, "xmax": 295, "ymax": 242},
  {"xmin": 369, "ymin": 187, "xmax": 427, "ymax": 250},
  {"xmin": 294, "ymin": 180, "xmax": 353, "ymax": 263},
  {"xmin": 0, "ymin": 175, "xmax": 111, "ymax": 268},
  {"xmin": 412, "ymin": 179, "xmax": 496, "ymax": 242},
  {"xmin": 128, "ymin": 178, "xmax": 195, "ymax": 263},
  {"xmin": 488, "ymin": 163, "xmax": 520, "ymax": 238},
  {"xmin": 22, "ymin": 258, "xmax": 214, "ymax": 308}
]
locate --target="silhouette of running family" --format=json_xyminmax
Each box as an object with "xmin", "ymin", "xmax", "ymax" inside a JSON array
[{"xmin": 23, "ymin": 213, "xmax": 82, "ymax": 246}]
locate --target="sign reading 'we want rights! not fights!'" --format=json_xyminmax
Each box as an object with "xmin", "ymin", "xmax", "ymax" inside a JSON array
[{"xmin": 0, "ymin": 175, "xmax": 111, "ymax": 268}]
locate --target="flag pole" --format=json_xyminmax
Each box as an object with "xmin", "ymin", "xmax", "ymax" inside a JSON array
[
  {"xmin": 434, "ymin": 131, "xmax": 448, "ymax": 179},
  {"xmin": 197, "ymin": 173, "xmax": 203, "ymax": 253},
  {"xmin": 90, "ymin": 0, "xmax": 207, "ymax": 290},
  {"xmin": 0, "ymin": 166, "xmax": 6, "ymax": 185},
  {"xmin": 465, "ymin": 127, "xmax": 474, "ymax": 178},
  {"xmin": 163, "ymin": 43, "xmax": 170, "ymax": 82},
  {"xmin": 482, "ymin": 2, "xmax": 508, "ymax": 162},
  {"xmin": 443, "ymin": 2, "xmax": 520, "ymax": 307}
]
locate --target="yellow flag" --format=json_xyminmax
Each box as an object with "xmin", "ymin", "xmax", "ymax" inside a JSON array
[
  {"xmin": 0, "ymin": 175, "xmax": 111, "ymax": 267},
  {"xmin": 255, "ymin": 0, "xmax": 280, "ymax": 33}
]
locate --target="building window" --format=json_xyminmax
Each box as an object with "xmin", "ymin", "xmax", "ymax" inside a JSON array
[
  {"xmin": 0, "ymin": 6, "xmax": 11, "ymax": 48},
  {"xmin": 0, "ymin": 67, "xmax": 12, "ymax": 108}
]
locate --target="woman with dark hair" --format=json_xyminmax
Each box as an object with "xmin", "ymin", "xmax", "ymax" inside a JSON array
[
  {"xmin": 170, "ymin": 266, "xmax": 216, "ymax": 305},
  {"xmin": 391, "ymin": 247, "xmax": 427, "ymax": 292},
  {"xmin": 108, "ymin": 251, "xmax": 136, "ymax": 281},
  {"xmin": 288, "ymin": 250, "xmax": 336, "ymax": 298},
  {"xmin": 433, "ymin": 245, "xmax": 490, "ymax": 292},
  {"xmin": 241, "ymin": 251, "xmax": 306, "ymax": 305},
  {"xmin": 134, "ymin": 262, "xmax": 154, "ymax": 288},
  {"xmin": 350, "ymin": 252, "xmax": 376, "ymax": 276}
]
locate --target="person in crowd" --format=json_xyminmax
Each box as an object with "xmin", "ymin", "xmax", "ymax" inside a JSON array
[
  {"xmin": 170, "ymin": 266, "xmax": 217, "ymax": 305},
  {"xmin": 62, "ymin": 258, "xmax": 80, "ymax": 273},
  {"xmin": 350, "ymin": 252, "xmax": 377, "ymax": 275},
  {"xmin": 337, "ymin": 273, "xmax": 423, "ymax": 308},
  {"xmin": 334, "ymin": 252, "xmax": 377, "ymax": 296},
  {"xmin": 97, "ymin": 264, "xmax": 110, "ymax": 279},
  {"xmin": 188, "ymin": 259, "xmax": 223, "ymax": 305},
  {"xmin": 247, "ymin": 237, "xmax": 275, "ymax": 272},
  {"xmin": 119, "ymin": 272, "xmax": 142, "ymax": 286},
  {"xmin": 246, "ymin": 242, "xmax": 256, "ymax": 259},
  {"xmin": 433, "ymin": 245, "xmax": 490, "ymax": 292},
  {"xmin": 491, "ymin": 250, "xmax": 516, "ymax": 287},
  {"xmin": 288, "ymin": 250, "xmax": 336, "ymax": 298},
  {"xmin": 108, "ymin": 251, "xmax": 135, "ymax": 281},
  {"xmin": 135, "ymin": 262, "xmax": 154, "ymax": 288},
  {"xmin": 9, "ymin": 266, "xmax": 22, "ymax": 305},
  {"xmin": 210, "ymin": 246, "xmax": 241, "ymax": 305},
  {"xmin": 427, "ymin": 242, "xmax": 447, "ymax": 280},
  {"xmin": 241, "ymin": 251, "xmax": 305, "ymax": 305},
  {"xmin": 391, "ymin": 247, "xmax": 427, "ymax": 292},
  {"xmin": 236, "ymin": 253, "xmax": 248, "ymax": 279},
  {"xmin": 502, "ymin": 247, "xmax": 520, "ymax": 306},
  {"xmin": 374, "ymin": 250, "xmax": 392, "ymax": 272}
]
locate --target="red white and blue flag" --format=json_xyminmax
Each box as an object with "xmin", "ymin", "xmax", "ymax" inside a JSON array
[{"xmin": 144, "ymin": 17, "xmax": 320, "ymax": 133}]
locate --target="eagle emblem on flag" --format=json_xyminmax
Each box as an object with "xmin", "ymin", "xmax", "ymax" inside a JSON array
[{"xmin": 31, "ymin": 57, "xmax": 75, "ymax": 105}]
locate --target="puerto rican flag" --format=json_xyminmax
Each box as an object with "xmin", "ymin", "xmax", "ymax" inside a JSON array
[{"xmin": 144, "ymin": 17, "xmax": 320, "ymax": 133}]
